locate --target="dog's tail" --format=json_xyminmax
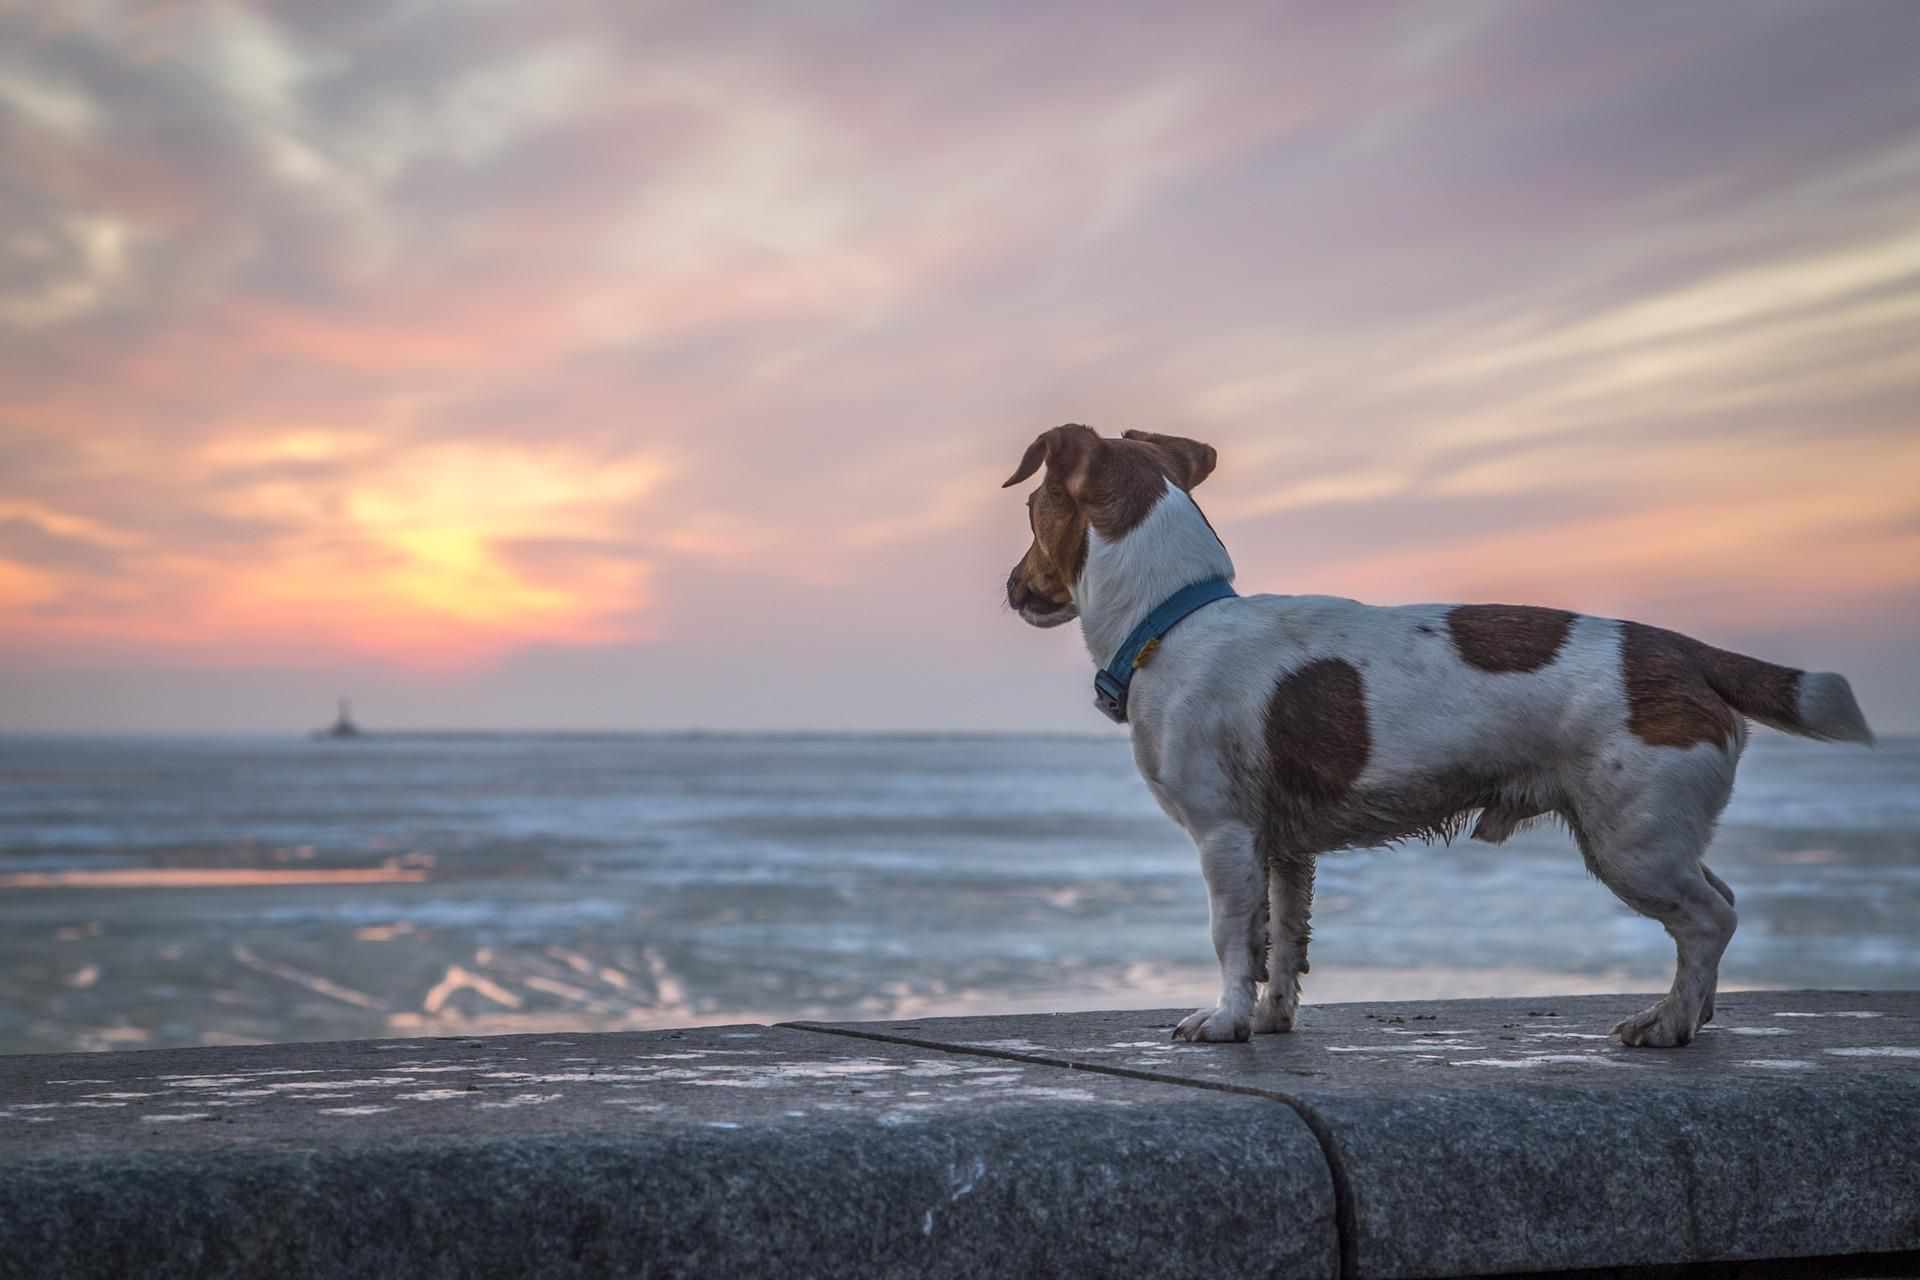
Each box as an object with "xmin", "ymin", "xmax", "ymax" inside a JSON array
[{"xmin": 1704, "ymin": 650, "xmax": 1875, "ymax": 746}]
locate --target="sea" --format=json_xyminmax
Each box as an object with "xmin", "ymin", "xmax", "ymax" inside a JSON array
[{"xmin": 1, "ymin": 732, "xmax": 1915, "ymax": 1055}]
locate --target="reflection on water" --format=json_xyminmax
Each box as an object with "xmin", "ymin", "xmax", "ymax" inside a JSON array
[
  {"xmin": 0, "ymin": 732, "xmax": 1916, "ymax": 1055},
  {"xmin": 0, "ymin": 867, "xmax": 429, "ymax": 889}
]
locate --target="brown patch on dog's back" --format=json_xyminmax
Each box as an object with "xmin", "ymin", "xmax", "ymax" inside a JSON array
[
  {"xmin": 1620, "ymin": 622, "xmax": 1802, "ymax": 748},
  {"xmin": 1621, "ymin": 624, "xmax": 1738, "ymax": 749},
  {"xmin": 1264, "ymin": 658, "xmax": 1371, "ymax": 815},
  {"xmin": 1446, "ymin": 604, "xmax": 1576, "ymax": 673}
]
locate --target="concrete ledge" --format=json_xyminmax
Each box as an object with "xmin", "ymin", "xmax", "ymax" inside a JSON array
[
  {"xmin": 803, "ymin": 991, "xmax": 1920, "ymax": 1278},
  {"xmin": 0, "ymin": 1024, "xmax": 1335, "ymax": 1279},
  {"xmin": 0, "ymin": 992, "xmax": 1914, "ymax": 1278}
]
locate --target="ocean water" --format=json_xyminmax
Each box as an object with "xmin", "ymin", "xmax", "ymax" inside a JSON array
[{"xmin": 0, "ymin": 732, "xmax": 1914, "ymax": 1055}]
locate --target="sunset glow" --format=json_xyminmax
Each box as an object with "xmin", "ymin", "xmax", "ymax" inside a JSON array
[{"xmin": 2, "ymin": 2, "xmax": 1917, "ymax": 730}]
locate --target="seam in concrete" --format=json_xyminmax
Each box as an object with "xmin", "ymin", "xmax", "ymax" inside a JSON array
[
  {"xmin": 782, "ymin": 1020, "xmax": 1362, "ymax": 1280},
  {"xmin": 1267, "ymin": 1091, "xmax": 1360, "ymax": 1280}
]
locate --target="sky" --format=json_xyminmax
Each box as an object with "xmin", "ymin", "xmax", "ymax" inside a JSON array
[{"xmin": 2, "ymin": 0, "xmax": 1917, "ymax": 734}]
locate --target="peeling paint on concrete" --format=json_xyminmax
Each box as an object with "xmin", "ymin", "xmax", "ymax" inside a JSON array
[
  {"xmin": 1447, "ymin": 1055, "xmax": 1634, "ymax": 1069},
  {"xmin": 1328, "ymin": 1043, "xmax": 1483, "ymax": 1053},
  {"xmin": 1825, "ymin": 1047, "xmax": 1920, "ymax": 1058},
  {"xmin": 1522, "ymin": 1031, "xmax": 1613, "ymax": 1041}
]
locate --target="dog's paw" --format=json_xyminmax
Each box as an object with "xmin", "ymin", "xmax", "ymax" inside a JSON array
[
  {"xmin": 1251, "ymin": 976, "xmax": 1300, "ymax": 1034},
  {"xmin": 1612, "ymin": 1000, "xmax": 1696, "ymax": 1048},
  {"xmin": 1251, "ymin": 1001, "xmax": 1296, "ymax": 1035},
  {"xmin": 1172, "ymin": 1006, "xmax": 1250, "ymax": 1043}
]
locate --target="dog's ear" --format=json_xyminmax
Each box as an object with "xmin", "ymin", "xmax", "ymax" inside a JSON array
[
  {"xmin": 1122, "ymin": 430, "xmax": 1216, "ymax": 491},
  {"xmin": 1003, "ymin": 423, "xmax": 1101, "ymax": 496}
]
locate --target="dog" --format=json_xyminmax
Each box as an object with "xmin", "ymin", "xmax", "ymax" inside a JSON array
[{"xmin": 1003, "ymin": 423, "xmax": 1875, "ymax": 1047}]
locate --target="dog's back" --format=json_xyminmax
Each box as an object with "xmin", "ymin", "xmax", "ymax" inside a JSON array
[{"xmin": 1129, "ymin": 592, "xmax": 1872, "ymax": 855}]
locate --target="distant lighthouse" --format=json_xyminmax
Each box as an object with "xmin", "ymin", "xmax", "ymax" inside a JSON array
[{"xmin": 314, "ymin": 697, "xmax": 363, "ymax": 739}]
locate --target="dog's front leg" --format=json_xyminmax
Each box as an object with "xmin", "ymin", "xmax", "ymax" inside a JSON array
[
  {"xmin": 1173, "ymin": 822, "xmax": 1261, "ymax": 1043},
  {"xmin": 1253, "ymin": 852, "xmax": 1314, "ymax": 1034}
]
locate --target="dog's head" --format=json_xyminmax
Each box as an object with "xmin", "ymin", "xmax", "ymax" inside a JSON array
[{"xmin": 1002, "ymin": 424, "xmax": 1217, "ymax": 627}]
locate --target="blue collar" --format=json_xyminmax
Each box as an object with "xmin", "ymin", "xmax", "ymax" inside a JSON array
[{"xmin": 1092, "ymin": 578, "xmax": 1237, "ymax": 723}]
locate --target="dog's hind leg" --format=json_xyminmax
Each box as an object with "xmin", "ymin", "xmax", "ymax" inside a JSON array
[
  {"xmin": 1581, "ymin": 757, "xmax": 1739, "ymax": 1048},
  {"xmin": 1698, "ymin": 865, "xmax": 1736, "ymax": 1023},
  {"xmin": 1173, "ymin": 821, "xmax": 1261, "ymax": 1043},
  {"xmin": 1604, "ymin": 855, "xmax": 1735, "ymax": 1047},
  {"xmin": 1253, "ymin": 851, "xmax": 1314, "ymax": 1034}
]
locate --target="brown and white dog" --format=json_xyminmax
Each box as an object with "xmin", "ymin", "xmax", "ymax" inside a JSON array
[{"xmin": 1003, "ymin": 423, "xmax": 1875, "ymax": 1047}]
